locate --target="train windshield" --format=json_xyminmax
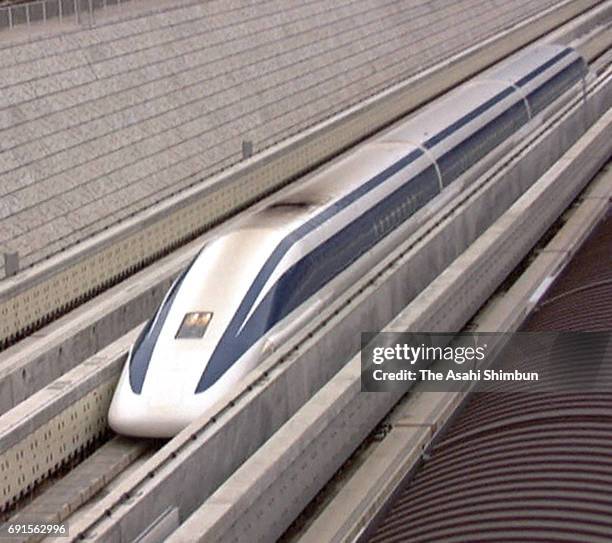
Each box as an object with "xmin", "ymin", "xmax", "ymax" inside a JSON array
[{"xmin": 175, "ymin": 312, "xmax": 214, "ymax": 339}]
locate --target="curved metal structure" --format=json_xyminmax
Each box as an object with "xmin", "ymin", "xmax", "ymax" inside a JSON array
[{"xmin": 367, "ymin": 209, "xmax": 612, "ymax": 543}]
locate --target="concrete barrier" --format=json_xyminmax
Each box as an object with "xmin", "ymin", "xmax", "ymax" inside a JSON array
[
  {"xmin": 0, "ymin": 329, "xmax": 136, "ymax": 509},
  {"xmin": 64, "ymin": 64, "xmax": 612, "ymax": 543},
  {"xmin": 169, "ymin": 96, "xmax": 612, "ymax": 543}
]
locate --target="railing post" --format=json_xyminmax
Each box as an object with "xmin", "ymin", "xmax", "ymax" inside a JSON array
[
  {"xmin": 4, "ymin": 252, "xmax": 19, "ymax": 278},
  {"xmin": 58, "ymin": 0, "xmax": 62, "ymax": 23},
  {"xmin": 8, "ymin": 6, "xmax": 12, "ymax": 28},
  {"xmin": 242, "ymin": 140, "xmax": 253, "ymax": 159},
  {"xmin": 26, "ymin": 3, "xmax": 30, "ymax": 25},
  {"xmin": 42, "ymin": 0, "xmax": 46, "ymax": 23},
  {"xmin": 74, "ymin": 0, "xmax": 79, "ymax": 24}
]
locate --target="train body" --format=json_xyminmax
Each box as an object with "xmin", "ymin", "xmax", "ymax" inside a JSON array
[{"xmin": 109, "ymin": 44, "xmax": 587, "ymax": 437}]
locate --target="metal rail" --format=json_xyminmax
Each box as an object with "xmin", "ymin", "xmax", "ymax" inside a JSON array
[{"xmin": 0, "ymin": 0, "xmax": 192, "ymax": 32}]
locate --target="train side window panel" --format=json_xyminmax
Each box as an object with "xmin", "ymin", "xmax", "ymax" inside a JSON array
[
  {"xmin": 527, "ymin": 60, "xmax": 584, "ymax": 116},
  {"xmin": 263, "ymin": 165, "xmax": 440, "ymax": 330},
  {"xmin": 439, "ymin": 99, "xmax": 528, "ymax": 185},
  {"xmin": 176, "ymin": 312, "xmax": 213, "ymax": 339},
  {"xmin": 409, "ymin": 167, "xmax": 439, "ymax": 209}
]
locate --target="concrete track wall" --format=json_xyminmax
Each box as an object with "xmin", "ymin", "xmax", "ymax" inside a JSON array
[
  {"xmin": 65, "ymin": 69, "xmax": 612, "ymax": 542},
  {"xmin": 0, "ymin": 0, "xmax": 565, "ymax": 275},
  {"xmin": 168, "ymin": 82, "xmax": 612, "ymax": 543}
]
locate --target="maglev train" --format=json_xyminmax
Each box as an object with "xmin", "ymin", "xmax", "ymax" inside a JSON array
[{"xmin": 109, "ymin": 44, "xmax": 587, "ymax": 437}]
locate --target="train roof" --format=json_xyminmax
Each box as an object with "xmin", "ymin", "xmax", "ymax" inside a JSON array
[{"xmin": 483, "ymin": 43, "xmax": 579, "ymax": 84}]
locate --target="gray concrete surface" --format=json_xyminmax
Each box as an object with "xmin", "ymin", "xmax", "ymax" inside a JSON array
[
  {"xmin": 0, "ymin": 328, "xmax": 135, "ymax": 508},
  {"xmin": 7, "ymin": 436, "xmax": 150, "ymax": 543},
  {"xmin": 169, "ymin": 99, "xmax": 612, "ymax": 543},
  {"xmin": 0, "ymin": 0, "xmax": 565, "ymax": 276},
  {"xmin": 61, "ymin": 64, "xmax": 612, "ymax": 542},
  {"xmin": 290, "ymin": 160, "xmax": 612, "ymax": 543}
]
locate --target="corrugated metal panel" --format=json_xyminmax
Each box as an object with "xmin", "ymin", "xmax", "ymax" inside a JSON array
[{"xmin": 367, "ymin": 206, "xmax": 612, "ymax": 543}]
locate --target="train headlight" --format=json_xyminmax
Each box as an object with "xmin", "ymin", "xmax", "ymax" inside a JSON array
[{"xmin": 175, "ymin": 312, "xmax": 213, "ymax": 339}]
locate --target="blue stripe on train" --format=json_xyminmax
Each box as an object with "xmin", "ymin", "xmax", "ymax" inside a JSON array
[
  {"xmin": 194, "ymin": 49, "xmax": 585, "ymax": 393},
  {"xmin": 197, "ymin": 165, "xmax": 439, "ymax": 391},
  {"xmin": 126, "ymin": 47, "xmax": 584, "ymax": 394}
]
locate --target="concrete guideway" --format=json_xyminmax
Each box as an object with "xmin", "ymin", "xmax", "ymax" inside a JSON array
[
  {"xmin": 60, "ymin": 53, "xmax": 612, "ymax": 542},
  {"xmin": 6, "ymin": 437, "xmax": 151, "ymax": 543},
  {"xmin": 0, "ymin": 329, "xmax": 138, "ymax": 510},
  {"xmin": 0, "ymin": 0, "xmax": 602, "ymax": 349},
  {"xmin": 290, "ymin": 151, "xmax": 612, "ymax": 543},
  {"xmin": 174, "ymin": 95, "xmax": 612, "ymax": 543},
  {"xmin": 0, "ymin": 242, "xmax": 188, "ymax": 416}
]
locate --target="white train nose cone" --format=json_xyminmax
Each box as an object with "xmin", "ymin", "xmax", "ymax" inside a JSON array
[
  {"xmin": 107, "ymin": 359, "xmax": 223, "ymax": 438},
  {"xmin": 108, "ymin": 395, "xmax": 193, "ymax": 438},
  {"xmin": 107, "ymin": 358, "xmax": 190, "ymax": 437}
]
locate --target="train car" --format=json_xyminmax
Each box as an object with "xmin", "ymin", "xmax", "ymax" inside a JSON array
[{"xmin": 109, "ymin": 44, "xmax": 587, "ymax": 437}]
